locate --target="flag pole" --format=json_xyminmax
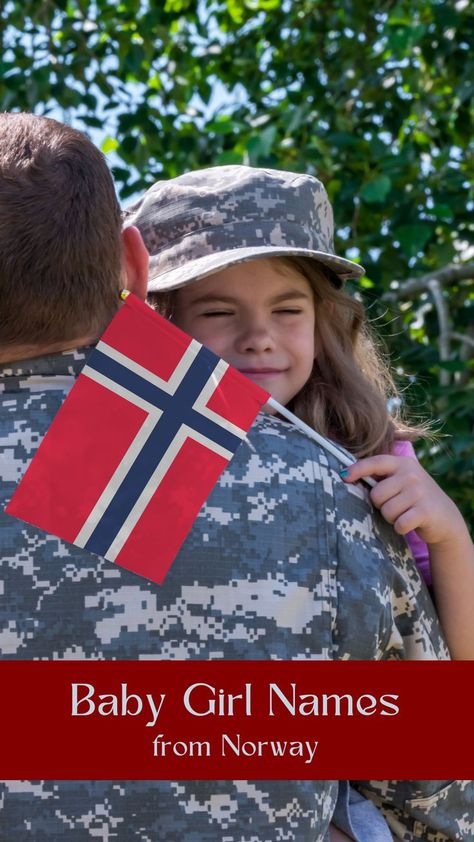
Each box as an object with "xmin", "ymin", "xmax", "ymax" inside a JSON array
[{"xmin": 265, "ymin": 397, "xmax": 376, "ymax": 488}]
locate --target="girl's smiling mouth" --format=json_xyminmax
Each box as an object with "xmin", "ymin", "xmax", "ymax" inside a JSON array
[{"xmin": 238, "ymin": 367, "xmax": 286, "ymax": 374}]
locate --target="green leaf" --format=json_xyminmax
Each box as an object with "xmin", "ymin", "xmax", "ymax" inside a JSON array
[
  {"xmin": 226, "ymin": 0, "xmax": 245, "ymax": 24},
  {"xmin": 413, "ymin": 130, "xmax": 431, "ymax": 146},
  {"xmin": 394, "ymin": 223, "xmax": 433, "ymax": 256},
  {"xmin": 431, "ymin": 204, "xmax": 454, "ymax": 222},
  {"xmin": 387, "ymin": 7, "xmax": 412, "ymax": 26},
  {"xmin": 164, "ymin": 0, "xmax": 193, "ymax": 11},
  {"xmin": 123, "ymin": 44, "xmax": 146, "ymax": 76},
  {"xmin": 217, "ymin": 150, "xmax": 244, "ymax": 165},
  {"xmin": 327, "ymin": 132, "xmax": 360, "ymax": 148},
  {"xmin": 121, "ymin": 134, "xmax": 139, "ymax": 153},
  {"xmin": 245, "ymin": 0, "xmax": 281, "ymax": 9},
  {"xmin": 101, "ymin": 137, "xmax": 120, "ymax": 153},
  {"xmin": 360, "ymin": 175, "xmax": 392, "ymax": 204},
  {"xmin": 247, "ymin": 125, "xmax": 277, "ymax": 160},
  {"xmin": 437, "ymin": 360, "xmax": 470, "ymax": 372},
  {"xmin": 326, "ymin": 179, "xmax": 342, "ymax": 202},
  {"xmin": 244, "ymin": 0, "xmax": 281, "ymax": 12},
  {"xmin": 207, "ymin": 116, "xmax": 238, "ymax": 135}
]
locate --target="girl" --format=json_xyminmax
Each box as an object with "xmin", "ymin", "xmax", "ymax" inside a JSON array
[
  {"xmin": 124, "ymin": 164, "xmax": 474, "ymax": 662},
  {"xmin": 124, "ymin": 163, "xmax": 471, "ymax": 842}
]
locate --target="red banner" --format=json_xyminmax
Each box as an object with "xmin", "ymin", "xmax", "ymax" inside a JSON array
[{"xmin": 0, "ymin": 660, "xmax": 472, "ymax": 778}]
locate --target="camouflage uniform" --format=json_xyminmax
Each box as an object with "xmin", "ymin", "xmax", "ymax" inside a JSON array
[
  {"xmin": 354, "ymin": 781, "xmax": 474, "ymax": 842},
  {"xmin": 1, "ymin": 348, "xmax": 472, "ymax": 841}
]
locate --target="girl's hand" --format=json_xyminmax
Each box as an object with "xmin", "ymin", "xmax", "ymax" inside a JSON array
[{"xmin": 340, "ymin": 454, "xmax": 466, "ymax": 547}]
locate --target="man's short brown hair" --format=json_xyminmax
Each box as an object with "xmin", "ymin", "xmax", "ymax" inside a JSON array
[{"xmin": 0, "ymin": 112, "xmax": 122, "ymax": 346}]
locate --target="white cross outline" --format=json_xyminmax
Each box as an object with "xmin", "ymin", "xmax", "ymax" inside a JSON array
[{"xmin": 74, "ymin": 340, "xmax": 249, "ymax": 560}]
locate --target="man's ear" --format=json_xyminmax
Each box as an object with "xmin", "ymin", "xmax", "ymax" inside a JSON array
[{"xmin": 121, "ymin": 225, "xmax": 149, "ymax": 300}]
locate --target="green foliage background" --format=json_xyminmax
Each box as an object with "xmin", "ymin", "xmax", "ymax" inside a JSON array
[{"xmin": 1, "ymin": 0, "xmax": 473, "ymax": 525}]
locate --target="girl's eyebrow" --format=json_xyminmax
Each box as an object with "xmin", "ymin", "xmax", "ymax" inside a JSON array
[
  {"xmin": 188, "ymin": 290, "xmax": 311, "ymax": 306},
  {"xmin": 269, "ymin": 291, "xmax": 311, "ymax": 304}
]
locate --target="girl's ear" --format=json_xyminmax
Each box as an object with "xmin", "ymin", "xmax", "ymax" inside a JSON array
[{"xmin": 121, "ymin": 226, "xmax": 149, "ymax": 300}]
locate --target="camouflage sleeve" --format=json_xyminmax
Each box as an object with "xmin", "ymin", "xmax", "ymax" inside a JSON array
[
  {"xmin": 0, "ymin": 779, "xmax": 338, "ymax": 841},
  {"xmin": 325, "ymin": 448, "xmax": 449, "ymax": 661},
  {"xmin": 353, "ymin": 780, "xmax": 474, "ymax": 841}
]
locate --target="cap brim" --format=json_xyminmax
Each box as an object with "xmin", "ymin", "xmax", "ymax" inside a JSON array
[{"xmin": 147, "ymin": 245, "xmax": 364, "ymax": 292}]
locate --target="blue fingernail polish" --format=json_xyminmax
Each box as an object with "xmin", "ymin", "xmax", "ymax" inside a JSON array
[{"xmin": 340, "ymin": 468, "xmax": 350, "ymax": 478}]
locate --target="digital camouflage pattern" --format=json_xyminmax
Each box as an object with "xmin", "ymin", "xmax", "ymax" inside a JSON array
[
  {"xmin": 123, "ymin": 165, "xmax": 365, "ymax": 293},
  {"xmin": 354, "ymin": 780, "xmax": 474, "ymax": 842},
  {"xmin": 0, "ymin": 779, "xmax": 338, "ymax": 841},
  {"xmin": 1, "ymin": 348, "xmax": 471, "ymax": 842}
]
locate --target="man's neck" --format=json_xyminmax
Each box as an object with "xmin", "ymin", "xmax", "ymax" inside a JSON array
[{"xmin": 0, "ymin": 335, "xmax": 99, "ymax": 365}]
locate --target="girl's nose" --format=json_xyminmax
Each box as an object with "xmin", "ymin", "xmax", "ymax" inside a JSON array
[{"xmin": 235, "ymin": 319, "xmax": 275, "ymax": 354}]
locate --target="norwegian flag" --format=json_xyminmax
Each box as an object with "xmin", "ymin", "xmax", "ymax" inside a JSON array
[{"xmin": 6, "ymin": 293, "xmax": 269, "ymax": 584}]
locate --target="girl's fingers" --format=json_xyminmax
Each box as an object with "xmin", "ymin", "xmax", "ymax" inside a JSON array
[
  {"xmin": 378, "ymin": 491, "xmax": 419, "ymax": 527},
  {"xmin": 392, "ymin": 509, "xmax": 422, "ymax": 536},
  {"xmin": 369, "ymin": 475, "xmax": 405, "ymax": 508},
  {"xmin": 340, "ymin": 453, "xmax": 465, "ymax": 545},
  {"xmin": 340, "ymin": 454, "xmax": 402, "ymax": 483}
]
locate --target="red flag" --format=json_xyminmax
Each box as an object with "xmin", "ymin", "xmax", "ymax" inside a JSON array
[{"xmin": 6, "ymin": 294, "xmax": 269, "ymax": 584}]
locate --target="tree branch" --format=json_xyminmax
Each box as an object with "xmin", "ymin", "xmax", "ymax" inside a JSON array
[
  {"xmin": 449, "ymin": 331, "xmax": 474, "ymax": 351},
  {"xmin": 427, "ymin": 279, "xmax": 451, "ymax": 387},
  {"xmin": 382, "ymin": 262, "xmax": 474, "ymax": 302},
  {"xmin": 452, "ymin": 325, "xmax": 474, "ymax": 388}
]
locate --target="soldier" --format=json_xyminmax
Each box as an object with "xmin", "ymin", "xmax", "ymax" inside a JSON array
[{"xmin": 0, "ymin": 113, "xmax": 471, "ymax": 840}]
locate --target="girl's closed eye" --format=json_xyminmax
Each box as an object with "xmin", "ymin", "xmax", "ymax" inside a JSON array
[
  {"xmin": 274, "ymin": 308, "xmax": 303, "ymax": 314},
  {"xmin": 201, "ymin": 309, "xmax": 233, "ymax": 317}
]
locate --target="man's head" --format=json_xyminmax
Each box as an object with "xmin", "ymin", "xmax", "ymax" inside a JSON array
[{"xmin": 0, "ymin": 112, "xmax": 147, "ymax": 358}]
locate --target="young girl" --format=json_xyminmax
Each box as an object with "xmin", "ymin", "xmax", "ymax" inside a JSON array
[
  {"xmin": 124, "ymin": 164, "xmax": 473, "ymax": 841},
  {"xmin": 124, "ymin": 164, "xmax": 474, "ymax": 662},
  {"xmin": 171, "ymin": 253, "xmax": 474, "ymax": 661}
]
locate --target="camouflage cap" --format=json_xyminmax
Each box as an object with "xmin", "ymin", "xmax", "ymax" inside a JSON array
[{"xmin": 122, "ymin": 165, "xmax": 365, "ymax": 292}]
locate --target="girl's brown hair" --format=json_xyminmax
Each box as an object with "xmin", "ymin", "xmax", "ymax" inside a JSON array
[
  {"xmin": 149, "ymin": 256, "xmax": 428, "ymax": 457},
  {"xmin": 284, "ymin": 257, "xmax": 430, "ymax": 456}
]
